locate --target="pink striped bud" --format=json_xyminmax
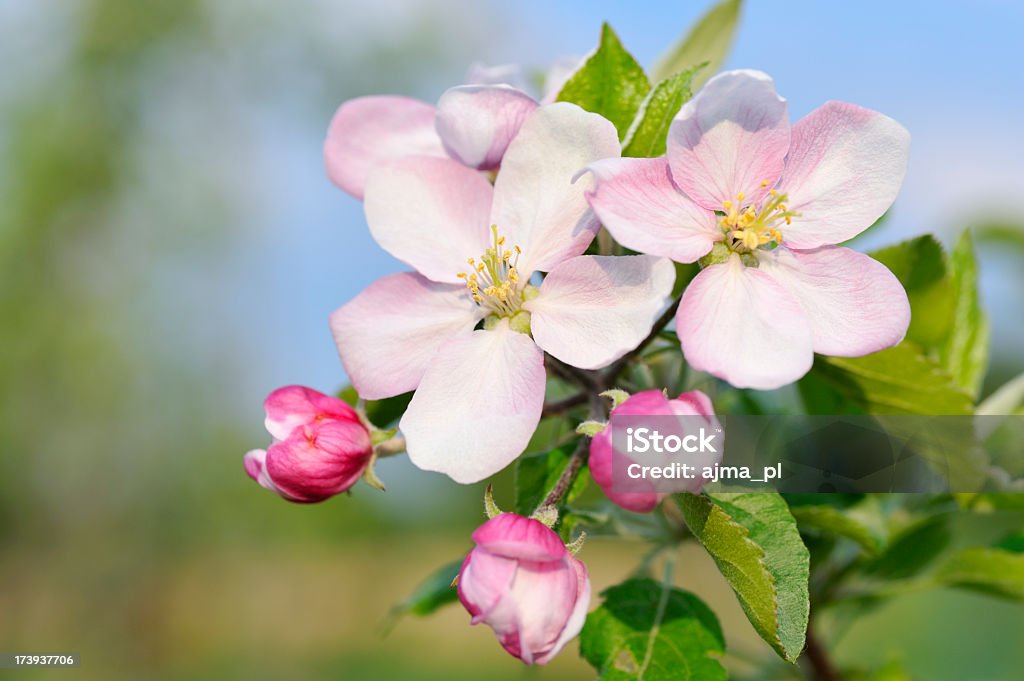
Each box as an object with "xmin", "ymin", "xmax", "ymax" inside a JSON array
[
  {"xmin": 457, "ymin": 513, "xmax": 590, "ymax": 665},
  {"xmin": 244, "ymin": 386, "xmax": 372, "ymax": 503}
]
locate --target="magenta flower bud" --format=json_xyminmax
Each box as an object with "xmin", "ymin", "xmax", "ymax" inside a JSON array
[
  {"xmin": 244, "ymin": 386, "xmax": 373, "ymax": 503},
  {"xmin": 589, "ymin": 389, "xmax": 719, "ymax": 513},
  {"xmin": 457, "ymin": 513, "xmax": 590, "ymax": 665}
]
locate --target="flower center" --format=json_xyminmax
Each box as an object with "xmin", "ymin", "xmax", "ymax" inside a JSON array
[
  {"xmin": 719, "ymin": 183, "xmax": 798, "ymax": 253},
  {"xmin": 458, "ymin": 224, "xmax": 525, "ymax": 318}
]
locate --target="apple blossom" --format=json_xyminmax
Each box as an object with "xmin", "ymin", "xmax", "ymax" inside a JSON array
[
  {"xmin": 589, "ymin": 390, "xmax": 719, "ymax": 513},
  {"xmin": 244, "ymin": 386, "xmax": 373, "ymax": 503},
  {"xmin": 457, "ymin": 513, "xmax": 590, "ymax": 665},
  {"xmin": 330, "ymin": 103, "xmax": 675, "ymax": 483},
  {"xmin": 324, "ymin": 83, "xmax": 538, "ymax": 199},
  {"xmin": 586, "ymin": 70, "xmax": 911, "ymax": 390}
]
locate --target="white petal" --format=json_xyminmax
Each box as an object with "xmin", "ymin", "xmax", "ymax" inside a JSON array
[
  {"xmin": 400, "ymin": 321, "xmax": 546, "ymax": 483},
  {"xmin": 667, "ymin": 70, "xmax": 790, "ymax": 211},
  {"xmin": 435, "ymin": 85, "xmax": 538, "ymax": 169},
  {"xmin": 677, "ymin": 255, "xmax": 813, "ymax": 390},
  {"xmin": 490, "ymin": 103, "xmax": 620, "ymax": 275},
  {"xmin": 586, "ymin": 157, "xmax": 721, "ymax": 263},
  {"xmin": 527, "ymin": 255, "xmax": 676, "ymax": 370},
  {"xmin": 329, "ymin": 272, "xmax": 483, "ymax": 400},
  {"xmin": 777, "ymin": 101, "xmax": 910, "ymax": 249},
  {"xmin": 364, "ymin": 156, "xmax": 493, "ymax": 283},
  {"xmin": 323, "ymin": 96, "xmax": 445, "ymax": 199},
  {"xmin": 758, "ymin": 246, "xmax": 910, "ymax": 356}
]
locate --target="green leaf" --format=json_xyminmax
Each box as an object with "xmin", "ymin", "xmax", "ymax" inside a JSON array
[
  {"xmin": 513, "ymin": 443, "xmax": 587, "ymax": 515},
  {"xmin": 790, "ymin": 502, "xmax": 886, "ymax": 557},
  {"xmin": 870, "ymin": 235, "xmax": 953, "ymax": 348},
  {"xmin": 865, "ymin": 514, "xmax": 951, "ymax": 580},
  {"xmin": 338, "ymin": 386, "xmax": 413, "ymax": 428},
  {"xmin": 556, "ymin": 23, "xmax": 650, "ymax": 139},
  {"xmin": 386, "ymin": 559, "xmax": 461, "ymax": 625},
  {"xmin": 579, "ymin": 578, "xmax": 726, "ymax": 680},
  {"xmin": 975, "ymin": 219, "xmax": 1024, "ymax": 252},
  {"xmin": 651, "ymin": 0, "xmax": 742, "ymax": 89},
  {"xmin": 622, "ymin": 65, "xmax": 703, "ymax": 158},
  {"xmin": 978, "ymin": 371, "xmax": 1024, "ymax": 416},
  {"xmin": 935, "ymin": 547, "xmax": 1024, "ymax": 600},
  {"xmin": 678, "ymin": 493, "xmax": 809, "ymax": 662},
  {"xmin": 815, "ymin": 343, "xmax": 974, "ymax": 415},
  {"xmin": 995, "ymin": 530, "xmax": 1024, "ymax": 553},
  {"xmin": 939, "ymin": 231, "xmax": 989, "ymax": 397}
]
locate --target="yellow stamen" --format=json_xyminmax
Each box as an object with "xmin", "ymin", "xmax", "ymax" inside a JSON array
[
  {"xmin": 718, "ymin": 188, "xmax": 798, "ymax": 252},
  {"xmin": 458, "ymin": 225, "xmax": 525, "ymax": 317}
]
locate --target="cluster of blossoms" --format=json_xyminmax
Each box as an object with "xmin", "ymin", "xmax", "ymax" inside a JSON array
[{"xmin": 245, "ymin": 68, "xmax": 911, "ymax": 664}]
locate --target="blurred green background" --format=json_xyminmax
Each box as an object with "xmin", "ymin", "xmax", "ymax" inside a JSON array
[{"xmin": 1, "ymin": 1, "xmax": 1022, "ymax": 679}]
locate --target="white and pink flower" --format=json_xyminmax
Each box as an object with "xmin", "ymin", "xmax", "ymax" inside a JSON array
[
  {"xmin": 244, "ymin": 386, "xmax": 373, "ymax": 503},
  {"xmin": 458, "ymin": 513, "xmax": 590, "ymax": 665},
  {"xmin": 330, "ymin": 103, "xmax": 675, "ymax": 483},
  {"xmin": 324, "ymin": 84, "xmax": 538, "ymax": 199},
  {"xmin": 586, "ymin": 70, "xmax": 912, "ymax": 390}
]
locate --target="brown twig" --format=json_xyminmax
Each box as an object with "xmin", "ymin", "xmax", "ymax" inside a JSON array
[
  {"xmin": 803, "ymin": 622, "xmax": 843, "ymax": 681},
  {"xmin": 541, "ymin": 393, "xmax": 588, "ymax": 417}
]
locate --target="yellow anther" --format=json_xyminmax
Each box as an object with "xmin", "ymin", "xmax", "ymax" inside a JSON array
[
  {"xmin": 736, "ymin": 192, "xmax": 745, "ymax": 202},
  {"xmin": 723, "ymin": 200, "xmax": 733, "ymax": 210},
  {"xmin": 457, "ymin": 272, "xmax": 467, "ymax": 279},
  {"xmin": 769, "ymin": 189, "xmax": 778, "ymax": 196},
  {"xmin": 761, "ymin": 180, "xmax": 769, "ymax": 187},
  {"xmin": 458, "ymin": 225, "xmax": 525, "ymax": 316}
]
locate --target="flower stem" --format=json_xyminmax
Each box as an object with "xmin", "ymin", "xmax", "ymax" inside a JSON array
[{"xmin": 535, "ymin": 391, "xmax": 606, "ymax": 514}]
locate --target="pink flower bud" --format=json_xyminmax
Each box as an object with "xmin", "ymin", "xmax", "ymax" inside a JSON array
[
  {"xmin": 457, "ymin": 513, "xmax": 590, "ymax": 665},
  {"xmin": 589, "ymin": 390, "xmax": 719, "ymax": 513},
  {"xmin": 244, "ymin": 386, "xmax": 373, "ymax": 503}
]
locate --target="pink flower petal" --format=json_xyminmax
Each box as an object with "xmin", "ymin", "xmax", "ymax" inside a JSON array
[
  {"xmin": 263, "ymin": 421, "xmax": 372, "ymax": 503},
  {"xmin": 400, "ymin": 321, "xmax": 546, "ymax": 483},
  {"xmin": 759, "ymin": 246, "xmax": 910, "ymax": 356},
  {"xmin": 777, "ymin": 101, "xmax": 910, "ymax": 249},
  {"xmin": 677, "ymin": 255, "xmax": 813, "ymax": 389},
  {"xmin": 534, "ymin": 555, "xmax": 590, "ymax": 665},
  {"xmin": 329, "ymin": 272, "xmax": 483, "ymax": 400},
  {"xmin": 490, "ymin": 103, "xmax": 620, "ymax": 275},
  {"xmin": 243, "ymin": 449, "xmax": 279, "ymax": 494},
  {"xmin": 324, "ymin": 96, "xmax": 446, "ymax": 199},
  {"xmin": 363, "ymin": 156, "xmax": 493, "ymax": 283},
  {"xmin": 585, "ymin": 157, "xmax": 721, "ymax": 263},
  {"xmin": 588, "ymin": 428, "xmax": 661, "ymax": 513},
  {"xmin": 472, "ymin": 514, "xmax": 568, "ymax": 562},
  {"xmin": 527, "ymin": 255, "xmax": 675, "ymax": 370},
  {"xmin": 458, "ymin": 548, "xmax": 519, "ymax": 624},
  {"xmin": 435, "ymin": 85, "xmax": 538, "ymax": 170},
  {"xmin": 263, "ymin": 385, "xmax": 359, "ymax": 441},
  {"xmin": 667, "ymin": 70, "xmax": 790, "ymax": 211},
  {"xmin": 508, "ymin": 559, "xmax": 578, "ymax": 665}
]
